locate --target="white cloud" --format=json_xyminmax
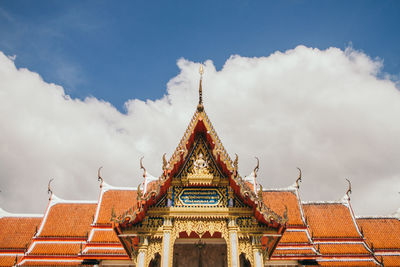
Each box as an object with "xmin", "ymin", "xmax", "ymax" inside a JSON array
[
  {"xmin": 6, "ymin": 54, "xmax": 16, "ymax": 61},
  {"xmin": 0, "ymin": 45, "xmax": 399, "ymax": 216}
]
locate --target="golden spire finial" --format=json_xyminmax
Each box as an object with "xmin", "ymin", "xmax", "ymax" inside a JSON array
[
  {"xmin": 197, "ymin": 64, "xmax": 204, "ymax": 112},
  {"xmin": 199, "ymin": 64, "xmax": 204, "ymax": 77}
]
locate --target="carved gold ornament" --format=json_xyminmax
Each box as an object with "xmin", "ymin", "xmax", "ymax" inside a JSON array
[
  {"xmin": 145, "ymin": 238, "xmax": 163, "ymax": 267},
  {"xmin": 239, "ymin": 238, "xmax": 254, "ymax": 267}
]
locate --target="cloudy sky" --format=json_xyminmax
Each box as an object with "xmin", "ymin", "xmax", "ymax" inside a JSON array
[{"xmin": 0, "ymin": 1, "xmax": 399, "ymax": 216}]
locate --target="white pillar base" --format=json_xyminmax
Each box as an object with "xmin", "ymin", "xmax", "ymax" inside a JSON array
[
  {"xmin": 230, "ymin": 231, "xmax": 239, "ymax": 267},
  {"xmin": 161, "ymin": 231, "xmax": 171, "ymax": 267},
  {"xmin": 137, "ymin": 250, "xmax": 146, "ymax": 267}
]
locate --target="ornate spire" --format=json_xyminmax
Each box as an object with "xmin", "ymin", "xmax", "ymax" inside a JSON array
[{"xmin": 197, "ymin": 64, "xmax": 204, "ymax": 112}]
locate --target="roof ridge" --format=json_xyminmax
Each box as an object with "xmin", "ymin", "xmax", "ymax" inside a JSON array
[
  {"xmin": 50, "ymin": 194, "xmax": 97, "ymax": 205},
  {"xmin": 263, "ymin": 184, "xmax": 297, "ymax": 192},
  {"xmin": 301, "ymin": 193, "xmax": 350, "ymax": 206},
  {"xmin": 301, "ymin": 200, "xmax": 345, "ymax": 205},
  {"xmin": 0, "ymin": 207, "xmax": 43, "ymax": 218},
  {"xmin": 101, "ymin": 181, "xmax": 137, "ymax": 192},
  {"xmin": 356, "ymin": 215, "xmax": 400, "ymax": 220}
]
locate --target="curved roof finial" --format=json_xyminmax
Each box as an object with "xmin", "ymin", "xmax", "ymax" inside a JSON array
[
  {"xmin": 47, "ymin": 178, "xmax": 54, "ymax": 199},
  {"xmin": 197, "ymin": 64, "xmax": 204, "ymax": 112},
  {"xmin": 140, "ymin": 156, "xmax": 147, "ymax": 177},
  {"xmin": 345, "ymin": 178, "xmax": 352, "ymax": 200},
  {"xmin": 296, "ymin": 167, "xmax": 302, "ymax": 189},
  {"xmin": 254, "ymin": 157, "xmax": 260, "ymax": 176},
  {"xmin": 97, "ymin": 166, "xmax": 104, "ymax": 188}
]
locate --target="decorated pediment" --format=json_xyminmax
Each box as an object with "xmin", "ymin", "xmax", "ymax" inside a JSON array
[
  {"xmin": 175, "ymin": 135, "xmax": 225, "ymax": 186},
  {"xmin": 114, "ymin": 70, "xmax": 286, "ymax": 232}
]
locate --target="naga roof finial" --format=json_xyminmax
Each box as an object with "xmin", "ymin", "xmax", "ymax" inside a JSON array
[
  {"xmin": 162, "ymin": 153, "xmax": 168, "ymax": 171},
  {"xmin": 283, "ymin": 205, "xmax": 288, "ymax": 221},
  {"xmin": 97, "ymin": 166, "xmax": 103, "ymax": 188},
  {"xmin": 296, "ymin": 167, "xmax": 302, "ymax": 189},
  {"xmin": 47, "ymin": 178, "xmax": 54, "ymax": 199},
  {"xmin": 197, "ymin": 64, "xmax": 204, "ymax": 112},
  {"xmin": 346, "ymin": 178, "xmax": 352, "ymax": 200},
  {"xmin": 233, "ymin": 153, "xmax": 239, "ymax": 177},
  {"xmin": 140, "ymin": 156, "xmax": 147, "ymax": 177}
]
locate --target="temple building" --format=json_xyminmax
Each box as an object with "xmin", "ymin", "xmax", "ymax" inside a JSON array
[{"xmin": 1, "ymin": 67, "xmax": 399, "ymax": 266}]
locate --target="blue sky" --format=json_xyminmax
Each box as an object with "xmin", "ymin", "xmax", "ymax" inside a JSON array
[
  {"xmin": 1, "ymin": 1, "xmax": 400, "ymax": 215},
  {"xmin": 0, "ymin": 0, "xmax": 399, "ymax": 111}
]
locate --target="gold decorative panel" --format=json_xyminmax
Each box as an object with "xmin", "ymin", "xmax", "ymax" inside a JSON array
[
  {"xmin": 176, "ymin": 136, "xmax": 224, "ymax": 184},
  {"xmin": 173, "ymin": 187, "xmax": 228, "ymax": 207}
]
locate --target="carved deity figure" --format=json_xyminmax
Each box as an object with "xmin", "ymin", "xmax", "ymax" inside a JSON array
[{"xmin": 193, "ymin": 153, "xmax": 209, "ymax": 174}]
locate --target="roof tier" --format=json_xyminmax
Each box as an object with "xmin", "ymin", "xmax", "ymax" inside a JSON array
[
  {"xmin": 38, "ymin": 202, "xmax": 96, "ymax": 238},
  {"xmin": 303, "ymin": 203, "xmax": 361, "ymax": 239},
  {"xmin": 0, "ymin": 217, "xmax": 42, "ymax": 249},
  {"xmin": 357, "ymin": 217, "xmax": 400, "ymax": 249}
]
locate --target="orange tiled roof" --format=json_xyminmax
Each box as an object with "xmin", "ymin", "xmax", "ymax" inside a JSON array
[
  {"xmin": 29, "ymin": 242, "xmax": 81, "ymax": 255},
  {"xmin": 303, "ymin": 203, "xmax": 360, "ymax": 238},
  {"xmin": 89, "ymin": 229, "xmax": 120, "ymax": 243},
  {"xmin": 0, "ymin": 217, "xmax": 41, "ymax": 249},
  {"xmin": 279, "ymin": 230, "xmax": 309, "ymax": 244},
  {"xmin": 273, "ymin": 248, "xmax": 315, "ymax": 256},
  {"xmin": 381, "ymin": 255, "xmax": 400, "ymax": 266},
  {"xmin": 318, "ymin": 243, "xmax": 370, "ymax": 255},
  {"xmin": 318, "ymin": 260, "xmax": 378, "ymax": 266},
  {"xmin": 357, "ymin": 217, "xmax": 400, "ymax": 249},
  {"xmin": 21, "ymin": 260, "xmax": 81, "ymax": 266},
  {"xmin": 82, "ymin": 248, "xmax": 127, "ymax": 255},
  {"xmin": 262, "ymin": 191, "xmax": 303, "ymax": 226},
  {"xmin": 0, "ymin": 255, "xmax": 18, "ymax": 266},
  {"xmin": 39, "ymin": 203, "xmax": 96, "ymax": 237},
  {"xmin": 96, "ymin": 190, "xmax": 137, "ymax": 225}
]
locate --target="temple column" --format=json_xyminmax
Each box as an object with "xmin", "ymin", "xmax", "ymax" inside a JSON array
[
  {"xmin": 228, "ymin": 218, "xmax": 240, "ymax": 267},
  {"xmin": 252, "ymin": 235, "xmax": 263, "ymax": 267},
  {"xmin": 161, "ymin": 217, "xmax": 173, "ymax": 267},
  {"xmin": 137, "ymin": 237, "xmax": 148, "ymax": 267}
]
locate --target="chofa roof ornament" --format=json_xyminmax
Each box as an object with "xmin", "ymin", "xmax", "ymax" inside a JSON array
[
  {"xmin": 140, "ymin": 156, "xmax": 158, "ymax": 194},
  {"xmin": 140, "ymin": 156, "xmax": 146, "ymax": 178},
  {"xmin": 47, "ymin": 178, "xmax": 54, "ymax": 199},
  {"xmin": 295, "ymin": 167, "xmax": 302, "ymax": 189},
  {"xmin": 346, "ymin": 178, "xmax": 352, "ymax": 200},
  {"xmin": 254, "ymin": 156, "xmax": 260, "ymax": 175},
  {"xmin": 97, "ymin": 166, "xmax": 104, "ymax": 187},
  {"xmin": 244, "ymin": 157, "xmax": 260, "ymax": 193}
]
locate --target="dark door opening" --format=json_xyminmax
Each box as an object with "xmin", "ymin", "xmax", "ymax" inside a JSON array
[{"xmin": 173, "ymin": 239, "xmax": 227, "ymax": 267}]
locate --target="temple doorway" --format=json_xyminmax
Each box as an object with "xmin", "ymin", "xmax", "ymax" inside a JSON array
[
  {"xmin": 172, "ymin": 238, "xmax": 227, "ymax": 267},
  {"xmin": 239, "ymin": 253, "xmax": 251, "ymax": 267},
  {"xmin": 149, "ymin": 253, "xmax": 161, "ymax": 267}
]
